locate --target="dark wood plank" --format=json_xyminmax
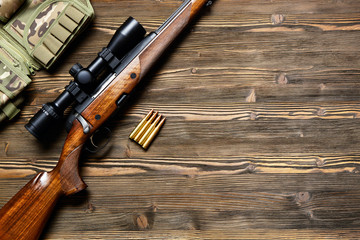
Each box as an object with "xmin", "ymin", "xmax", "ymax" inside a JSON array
[{"xmin": 1, "ymin": 0, "xmax": 360, "ymax": 239}]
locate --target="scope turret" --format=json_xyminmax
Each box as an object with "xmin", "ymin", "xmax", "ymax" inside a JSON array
[{"xmin": 25, "ymin": 17, "xmax": 146, "ymax": 141}]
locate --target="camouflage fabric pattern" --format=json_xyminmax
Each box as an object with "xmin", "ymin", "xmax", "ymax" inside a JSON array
[
  {"xmin": 0, "ymin": 34, "xmax": 31, "ymax": 121},
  {"xmin": 0, "ymin": 0, "xmax": 25, "ymax": 22},
  {"xmin": 0, "ymin": 44, "xmax": 30, "ymax": 74},
  {"xmin": 0, "ymin": 60, "xmax": 29, "ymax": 108},
  {"xmin": 0, "ymin": 0, "xmax": 94, "ymax": 122},
  {"xmin": 10, "ymin": 1, "xmax": 66, "ymax": 48}
]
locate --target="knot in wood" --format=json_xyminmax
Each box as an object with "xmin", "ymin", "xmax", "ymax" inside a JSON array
[
  {"xmin": 246, "ymin": 89, "xmax": 256, "ymax": 103},
  {"xmin": 295, "ymin": 192, "xmax": 311, "ymax": 204},
  {"xmin": 276, "ymin": 73, "xmax": 288, "ymax": 85},
  {"xmin": 151, "ymin": 204, "xmax": 158, "ymax": 212},
  {"xmin": 271, "ymin": 14, "xmax": 285, "ymax": 25},
  {"xmin": 85, "ymin": 201, "xmax": 95, "ymax": 213},
  {"xmin": 29, "ymin": 158, "xmax": 37, "ymax": 164},
  {"xmin": 319, "ymin": 83, "xmax": 326, "ymax": 90},
  {"xmin": 250, "ymin": 112, "xmax": 258, "ymax": 120},
  {"xmin": 136, "ymin": 214, "xmax": 149, "ymax": 230},
  {"xmin": 247, "ymin": 164, "xmax": 256, "ymax": 173},
  {"xmin": 317, "ymin": 108, "xmax": 325, "ymax": 116},
  {"xmin": 306, "ymin": 210, "xmax": 315, "ymax": 220},
  {"xmin": 315, "ymin": 158, "xmax": 325, "ymax": 167},
  {"xmin": 4, "ymin": 142, "xmax": 9, "ymax": 155}
]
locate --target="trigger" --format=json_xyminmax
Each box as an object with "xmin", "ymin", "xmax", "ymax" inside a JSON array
[{"xmin": 85, "ymin": 127, "xmax": 112, "ymax": 153}]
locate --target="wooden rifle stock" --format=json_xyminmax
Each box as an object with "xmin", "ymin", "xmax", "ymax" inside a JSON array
[
  {"xmin": 0, "ymin": 0, "xmax": 210, "ymax": 239},
  {"xmin": 0, "ymin": 121, "xmax": 87, "ymax": 240}
]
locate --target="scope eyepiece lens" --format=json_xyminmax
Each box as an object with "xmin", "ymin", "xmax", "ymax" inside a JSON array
[{"xmin": 25, "ymin": 17, "xmax": 147, "ymax": 142}]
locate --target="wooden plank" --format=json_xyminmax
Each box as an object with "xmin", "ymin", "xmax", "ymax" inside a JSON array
[
  {"xmin": 2, "ymin": 119, "xmax": 360, "ymax": 159},
  {"xmin": 2, "ymin": 174, "xmax": 360, "ymax": 237},
  {"xmin": 40, "ymin": 230, "xmax": 360, "ymax": 240},
  {"xmin": 1, "ymin": 0, "xmax": 360, "ymax": 238}
]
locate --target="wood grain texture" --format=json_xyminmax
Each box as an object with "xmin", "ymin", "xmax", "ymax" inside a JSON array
[
  {"xmin": 0, "ymin": 120, "xmax": 91, "ymax": 239},
  {"xmin": 1, "ymin": 0, "xmax": 360, "ymax": 239}
]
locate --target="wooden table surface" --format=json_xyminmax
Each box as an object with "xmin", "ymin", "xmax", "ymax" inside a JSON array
[{"xmin": 1, "ymin": 0, "xmax": 360, "ymax": 239}]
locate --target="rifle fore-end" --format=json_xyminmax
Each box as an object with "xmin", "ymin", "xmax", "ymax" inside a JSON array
[
  {"xmin": 82, "ymin": 0, "xmax": 208, "ymax": 124},
  {"xmin": 0, "ymin": 0, "xmax": 211, "ymax": 239}
]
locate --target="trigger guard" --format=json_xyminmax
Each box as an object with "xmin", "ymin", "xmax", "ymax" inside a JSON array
[{"xmin": 85, "ymin": 127, "xmax": 112, "ymax": 153}]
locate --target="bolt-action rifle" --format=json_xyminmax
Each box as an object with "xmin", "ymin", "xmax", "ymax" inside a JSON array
[{"xmin": 0, "ymin": 0, "xmax": 212, "ymax": 239}]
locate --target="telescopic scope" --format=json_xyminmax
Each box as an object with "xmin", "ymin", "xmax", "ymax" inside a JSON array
[{"xmin": 25, "ymin": 17, "xmax": 146, "ymax": 141}]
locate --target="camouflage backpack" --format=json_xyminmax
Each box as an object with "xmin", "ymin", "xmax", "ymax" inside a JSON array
[{"xmin": 0, "ymin": 0, "xmax": 94, "ymax": 122}]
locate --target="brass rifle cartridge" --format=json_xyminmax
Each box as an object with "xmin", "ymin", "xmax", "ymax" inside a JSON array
[
  {"xmin": 129, "ymin": 109, "xmax": 154, "ymax": 139},
  {"xmin": 130, "ymin": 110, "xmax": 165, "ymax": 149},
  {"xmin": 133, "ymin": 111, "xmax": 158, "ymax": 142},
  {"xmin": 139, "ymin": 114, "xmax": 162, "ymax": 145},
  {"xmin": 142, "ymin": 117, "xmax": 166, "ymax": 149}
]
